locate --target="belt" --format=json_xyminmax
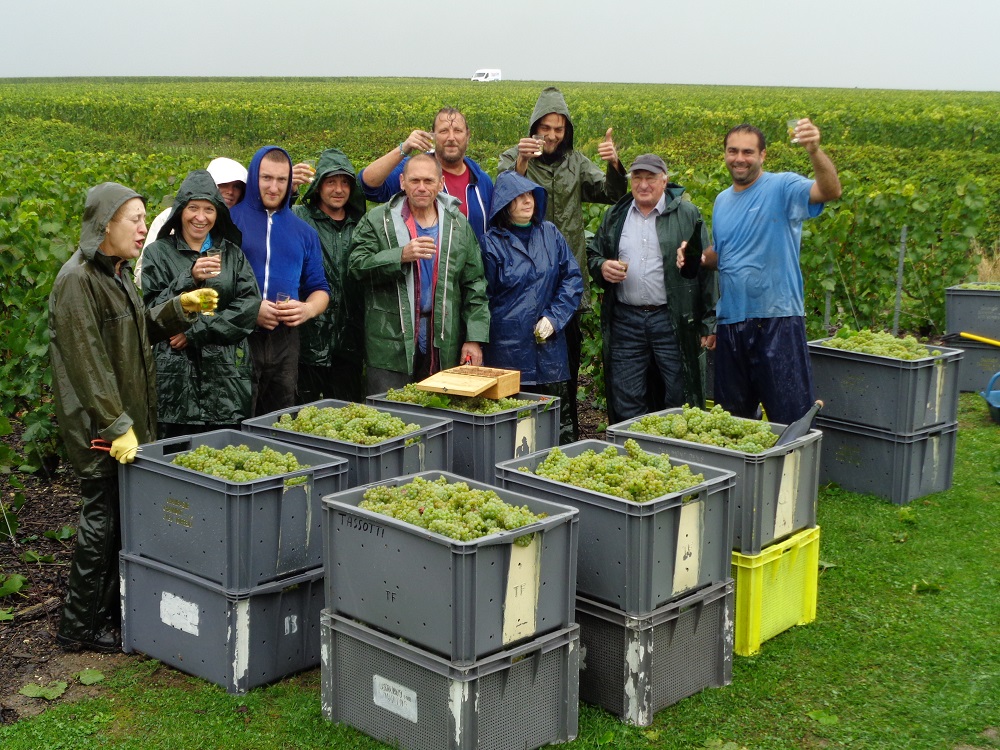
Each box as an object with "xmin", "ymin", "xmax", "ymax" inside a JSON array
[{"xmin": 621, "ymin": 303, "xmax": 667, "ymax": 312}]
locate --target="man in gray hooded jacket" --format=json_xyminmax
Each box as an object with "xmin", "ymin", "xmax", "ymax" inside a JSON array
[{"xmin": 499, "ymin": 86, "xmax": 627, "ymax": 439}]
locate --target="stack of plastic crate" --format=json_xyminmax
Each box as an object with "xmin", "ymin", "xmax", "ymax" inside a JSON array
[
  {"xmin": 605, "ymin": 413, "xmax": 824, "ymax": 657},
  {"xmin": 945, "ymin": 283, "xmax": 1000, "ymax": 392},
  {"xmin": 808, "ymin": 339, "xmax": 962, "ymax": 504},
  {"xmin": 496, "ymin": 440, "xmax": 737, "ymax": 725},
  {"xmin": 319, "ymin": 470, "xmax": 581, "ymax": 750},
  {"xmin": 118, "ymin": 429, "xmax": 349, "ymax": 693},
  {"xmin": 366, "ymin": 392, "xmax": 559, "ymax": 485}
]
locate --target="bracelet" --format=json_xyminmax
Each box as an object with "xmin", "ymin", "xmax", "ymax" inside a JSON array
[{"xmin": 398, "ymin": 142, "xmax": 407, "ymax": 157}]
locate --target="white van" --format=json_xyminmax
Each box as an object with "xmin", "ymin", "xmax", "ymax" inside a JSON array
[{"xmin": 471, "ymin": 69, "xmax": 501, "ymax": 82}]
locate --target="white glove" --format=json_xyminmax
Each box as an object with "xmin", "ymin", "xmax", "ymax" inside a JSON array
[{"xmin": 534, "ymin": 317, "xmax": 554, "ymax": 341}]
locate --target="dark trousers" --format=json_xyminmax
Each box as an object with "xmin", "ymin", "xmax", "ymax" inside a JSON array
[
  {"xmin": 714, "ymin": 316, "xmax": 815, "ymax": 425},
  {"xmin": 250, "ymin": 326, "xmax": 300, "ymax": 417},
  {"xmin": 58, "ymin": 475, "xmax": 121, "ymax": 642},
  {"xmin": 564, "ymin": 313, "xmax": 581, "ymax": 441},
  {"xmin": 298, "ymin": 355, "xmax": 365, "ymax": 404},
  {"xmin": 607, "ymin": 304, "xmax": 684, "ymax": 423}
]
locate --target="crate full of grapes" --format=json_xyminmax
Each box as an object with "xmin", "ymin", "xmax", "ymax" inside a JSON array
[
  {"xmin": 946, "ymin": 282, "xmax": 1000, "ymax": 338},
  {"xmin": 242, "ymin": 400, "xmax": 453, "ymax": 488},
  {"xmin": 323, "ymin": 471, "xmax": 578, "ymax": 663},
  {"xmin": 606, "ymin": 405, "xmax": 820, "ymax": 555},
  {"xmin": 367, "ymin": 386, "xmax": 558, "ymax": 485},
  {"xmin": 120, "ymin": 429, "xmax": 348, "ymax": 592},
  {"xmin": 121, "ymin": 552, "xmax": 324, "ymax": 694},
  {"xmin": 495, "ymin": 440, "xmax": 735, "ymax": 615},
  {"xmin": 321, "ymin": 612, "xmax": 579, "ymax": 750},
  {"xmin": 807, "ymin": 331, "xmax": 962, "ymax": 432}
]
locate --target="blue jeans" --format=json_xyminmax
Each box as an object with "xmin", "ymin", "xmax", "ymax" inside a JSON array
[
  {"xmin": 608, "ymin": 304, "xmax": 684, "ymax": 423},
  {"xmin": 714, "ymin": 316, "xmax": 814, "ymax": 425}
]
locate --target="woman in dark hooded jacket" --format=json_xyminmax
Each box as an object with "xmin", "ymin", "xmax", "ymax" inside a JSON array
[
  {"xmin": 482, "ymin": 171, "xmax": 583, "ymax": 444},
  {"xmin": 141, "ymin": 170, "xmax": 261, "ymax": 437}
]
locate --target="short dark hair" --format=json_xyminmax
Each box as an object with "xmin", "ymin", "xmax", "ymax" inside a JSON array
[
  {"xmin": 432, "ymin": 107, "xmax": 467, "ymax": 132},
  {"xmin": 403, "ymin": 152, "xmax": 442, "ymax": 178},
  {"xmin": 261, "ymin": 148, "xmax": 291, "ymax": 166},
  {"xmin": 724, "ymin": 124, "xmax": 766, "ymax": 151}
]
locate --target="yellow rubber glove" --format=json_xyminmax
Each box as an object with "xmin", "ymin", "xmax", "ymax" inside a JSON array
[
  {"xmin": 109, "ymin": 427, "xmax": 139, "ymax": 464},
  {"xmin": 179, "ymin": 288, "xmax": 219, "ymax": 315}
]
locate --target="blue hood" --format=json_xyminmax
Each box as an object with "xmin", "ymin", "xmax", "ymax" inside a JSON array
[
  {"xmin": 241, "ymin": 145, "xmax": 294, "ymax": 212},
  {"xmin": 488, "ymin": 171, "xmax": 547, "ymax": 227}
]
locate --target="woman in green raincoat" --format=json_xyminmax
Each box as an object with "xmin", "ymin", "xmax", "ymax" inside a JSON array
[{"xmin": 141, "ymin": 170, "xmax": 261, "ymax": 437}]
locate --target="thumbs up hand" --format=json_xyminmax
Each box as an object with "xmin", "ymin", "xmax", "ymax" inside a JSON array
[{"xmin": 597, "ymin": 126, "xmax": 618, "ymax": 166}]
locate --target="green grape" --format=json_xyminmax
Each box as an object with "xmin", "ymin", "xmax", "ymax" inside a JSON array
[
  {"xmin": 820, "ymin": 327, "xmax": 936, "ymax": 360},
  {"xmin": 530, "ymin": 438, "xmax": 704, "ymax": 504},
  {"xmin": 385, "ymin": 383, "xmax": 534, "ymax": 414},
  {"xmin": 358, "ymin": 476, "xmax": 546, "ymax": 546},
  {"xmin": 629, "ymin": 404, "xmax": 779, "ymax": 454},
  {"xmin": 171, "ymin": 443, "xmax": 310, "ymax": 482},
  {"xmin": 274, "ymin": 403, "xmax": 421, "ymax": 445}
]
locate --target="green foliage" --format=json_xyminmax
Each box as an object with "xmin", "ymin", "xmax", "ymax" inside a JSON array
[
  {"xmin": 0, "ymin": 573, "xmax": 27, "ymax": 598},
  {"xmin": 77, "ymin": 669, "xmax": 105, "ymax": 686},
  {"xmin": 1, "ymin": 79, "xmax": 997, "ymax": 463},
  {"xmin": 19, "ymin": 681, "xmax": 68, "ymax": 701}
]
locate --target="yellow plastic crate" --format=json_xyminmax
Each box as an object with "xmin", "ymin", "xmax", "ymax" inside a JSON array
[{"xmin": 731, "ymin": 526, "xmax": 819, "ymax": 656}]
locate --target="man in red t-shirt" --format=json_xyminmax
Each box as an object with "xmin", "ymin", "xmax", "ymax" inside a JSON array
[{"xmin": 359, "ymin": 107, "xmax": 494, "ymax": 247}]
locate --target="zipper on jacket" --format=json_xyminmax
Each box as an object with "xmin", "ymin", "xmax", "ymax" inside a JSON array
[{"xmin": 262, "ymin": 212, "xmax": 273, "ymax": 299}]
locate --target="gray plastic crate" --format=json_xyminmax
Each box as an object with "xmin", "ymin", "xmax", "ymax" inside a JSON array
[
  {"xmin": 321, "ymin": 611, "xmax": 579, "ymax": 750},
  {"xmin": 807, "ymin": 338, "xmax": 962, "ymax": 432},
  {"xmin": 367, "ymin": 391, "xmax": 558, "ymax": 485},
  {"xmin": 606, "ymin": 411, "xmax": 820, "ymax": 555},
  {"xmin": 954, "ymin": 341, "xmax": 1000, "ymax": 393},
  {"xmin": 323, "ymin": 470, "xmax": 578, "ymax": 663},
  {"xmin": 120, "ymin": 553, "xmax": 323, "ymax": 694},
  {"xmin": 120, "ymin": 429, "xmax": 347, "ymax": 592},
  {"xmin": 576, "ymin": 579, "xmax": 734, "ymax": 726},
  {"xmin": 816, "ymin": 417, "xmax": 957, "ymax": 505},
  {"xmin": 496, "ymin": 440, "xmax": 734, "ymax": 615},
  {"xmin": 946, "ymin": 283, "xmax": 1000, "ymax": 338},
  {"xmin": 242, "ymin": 399, "xmax": 453, "ymax": 488}
]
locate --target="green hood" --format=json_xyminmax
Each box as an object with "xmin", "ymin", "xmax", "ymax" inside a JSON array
[
  {"xmin": 158, "ymin": 169, "xmax": 242, "ymax": 247},
  {"xmin": 300, "ymin": 148, "xmax": 367, "ymax": 220},
  {"xmin": 79, "ymin": 182, "xmax": 145, "ymax": 261},
  {"xmin": 529, "ymin": 86, "xmax": 574, "ymax": 151}
]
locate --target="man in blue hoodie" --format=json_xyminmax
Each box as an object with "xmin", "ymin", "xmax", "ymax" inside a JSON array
[
  {"xmin": 359, "ymin": 107, "xmax": 494, "ymax": 246},
  {"xmin": 231, "ymin": 146, "xmax": 330, "ymax": 415}
]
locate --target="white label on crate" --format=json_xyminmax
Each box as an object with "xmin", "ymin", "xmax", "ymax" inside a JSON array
[
  {"xmin": 502, "ymin": 534, "xmax": 540, "ymax": 643},
  {"xmin": 231, "ymin": 599, "xmax": 250, "ymax": 687},
  {"xmin": 673, "ymin": 499, "xmax": 703, "ymax": 594},
  {"xmin": 284, "ymin": 615, "xmax": 298, "ymax": 635},
  {"xmin": 514, "ymin": 414, "xmax": 536, "ymax": 458},
  {"xmin": 774, "ymin": 451, "xmax": 800, "ymax": 539},
  {"xmin": 373, "ymin": 675, "xmax": 418, "ymax": 722},
  {"xmin": 450, "ymin": 681, "xmax": 469, "ymax": 744},
  {"xmin": 931, "ymin": 358, "xmax": 945, "ymax": 422},
  {"xmin": 160, "ymin": 591, "xmax": 199, "ymax": 636}
]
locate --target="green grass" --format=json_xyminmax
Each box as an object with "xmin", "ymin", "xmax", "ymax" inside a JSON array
[{"xmin": 1, "ymin": 395, "xmax": 997, "ymax": 750}]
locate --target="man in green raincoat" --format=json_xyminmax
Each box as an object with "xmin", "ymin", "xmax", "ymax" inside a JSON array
[
  {"xmin": 349, "ymin": 154, "xmax": 490, "ymax": 395},
  {"xmin": 499, "ymin": 86, "xmax": 627, "ymax": 438},
  {"xmin": 293, "ymin": 149, "xmax": 367, "ymax": 402},
  {"xmin": 49, "ymin": 182, "xmax": 216, "ymax": 652}
]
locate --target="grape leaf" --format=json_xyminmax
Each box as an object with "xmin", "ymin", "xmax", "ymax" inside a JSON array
[
  {"xmin": 0, "ymin": 574, "xmax": 28, "ymax": 597},
  {"xmin": 20, "ymin": 681, "xmax": 68, "ymax": 700},
  {"xmin": 78, "ymin": 669, "xmax": 105, "ymax": 685}
]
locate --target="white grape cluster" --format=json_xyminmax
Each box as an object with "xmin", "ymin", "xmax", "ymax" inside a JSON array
[
  {"xmin": 172, "ymin": 444, "xmax": 308, "ymax": 483},
  {"xmin": 275, "ymin": 403, "xmax": 421, "ymax": 445},
  {"xmin": 820, "ymin": 328, "xmax": 939, "ymax": 360},
  {"xmin": 359, "ymin": 476, "xmax": 546, "ymax": 546},
  {"xmin": 528, "ymin": 438, "xmax": 703, "ymax": 503},
  {"xmin": 629, "ymin": 404, "xmax": 779, "ymax": 454},
  {"xmin": 385, "ymin": 383, "xmax": 534, "ymax": 414}
]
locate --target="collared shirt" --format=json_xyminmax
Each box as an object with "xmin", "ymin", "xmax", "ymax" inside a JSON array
[{"xmin": 617, "ymin": 193, "xmax": 668, "ymax": 307}]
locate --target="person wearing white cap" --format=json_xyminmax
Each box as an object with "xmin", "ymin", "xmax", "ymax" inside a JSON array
[{"xmin": 135, "ymin": 157, "xmax": 248, "ymax": 285}]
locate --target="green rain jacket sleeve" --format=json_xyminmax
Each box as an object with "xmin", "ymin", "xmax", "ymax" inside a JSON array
[
  {"xmin": 454, "ymin": 221, "xmax": 491, "ymax": 346},
  {"xmin": 579, "ymin": 153, "xmax": 628, "ymax": 206}
]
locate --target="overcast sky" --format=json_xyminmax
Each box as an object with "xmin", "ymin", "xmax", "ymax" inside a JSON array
[{"xmin": 2, "ymin": 1, "xmax": 998, "ymax": 91}]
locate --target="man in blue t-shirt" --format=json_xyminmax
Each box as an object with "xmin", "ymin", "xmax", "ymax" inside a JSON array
[{"xmin": 711, "ymin": 121, "xmax": 841, "ymax": 424}]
